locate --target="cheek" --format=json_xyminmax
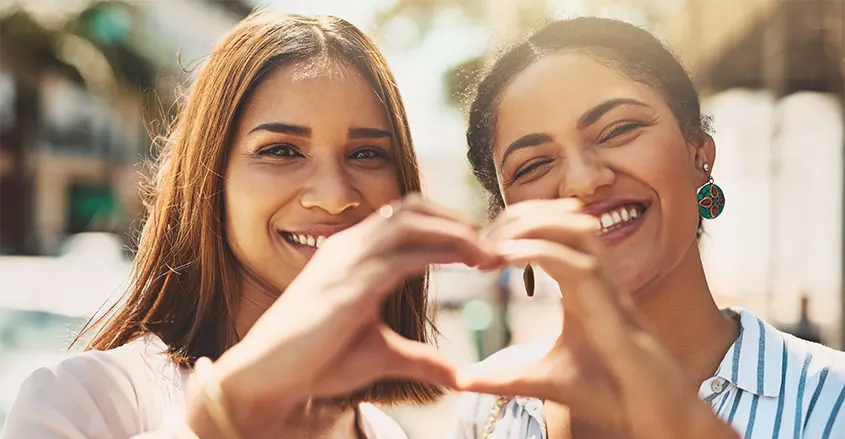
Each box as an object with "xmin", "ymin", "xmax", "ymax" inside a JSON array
[
  {"xmin": 355, "ymin": 168, "xmax": 403, "ymax": 206},
  {"xmin": 223, "ymin": 162, "xmax": 296, "ymax": 248},
  {"xmin": 496, "ymin": 164, "xmax": 562, "ymax": 206},
  {"xmin": 632, "ymin": 137, "xmax": 700, "ymax": 240}
]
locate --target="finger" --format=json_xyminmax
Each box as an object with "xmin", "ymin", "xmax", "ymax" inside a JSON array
[
  {"xmin": 455, "ymin": 360, "xmax": 553, "ymax": 400},
  {"xmin": 484, "ymin": 198, "xmax": 584, "ymax": 236},
  {"xmin": 474, "ymin": 254, "xmax": 508, "ymax": 272},
  {"xmin": 355, "ymin": 247, "xmax": 483, "ymax": 302},
  {"xmin": 349, "ymin": 208, "xmax": 494, "ymax": 269},
  {"xmin": 398, "ymin": 193, "xmax": 479, "ymax": 228},
  {"xmin": 495, "ymin": 239, "xmax": 599, "ymax": 289},
  {"xmin": 496, "ymin": 239, "xmax": 652, "ymax": 379},
  {"xmin": 283, "ymin": 247, "xmax": 473, "ymax": 349},
  {"xmin": 379, "ymin": 325, "xmax": 458, "ymax": 388},
  {"xmin": 383, "ymin": 212, "xmax": 497, "ymax": 268},
  {"xmin": 487, "ymin": 213, "xmax": 602, "ymax": 256}
]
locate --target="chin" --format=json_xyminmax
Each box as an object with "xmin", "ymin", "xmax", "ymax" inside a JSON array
[{"xmin": 611, "ymin": 258, "xmax": 657, "ymax": 298}]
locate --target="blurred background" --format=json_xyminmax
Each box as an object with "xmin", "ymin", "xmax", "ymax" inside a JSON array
[{"xmin": 0, "ymin": 0, "xmax": 843, "ymax": 436}]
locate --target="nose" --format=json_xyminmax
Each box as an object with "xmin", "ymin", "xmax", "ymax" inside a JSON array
[
  {"xmin": 299, "ymin": 160, "xmax": 361, "ymax": 214},
  {"xmin": 559, "ymin": 150, "xmax": 615, "ymax": 199}
]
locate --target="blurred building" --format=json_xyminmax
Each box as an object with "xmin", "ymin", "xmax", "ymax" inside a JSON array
[
  {"xmin": 0, "ymin": 0, "xmax": 252, "ymax": 256},
  {"xmin": 659, "ymin": 0, "xmax": 845, "ymax": 347}
]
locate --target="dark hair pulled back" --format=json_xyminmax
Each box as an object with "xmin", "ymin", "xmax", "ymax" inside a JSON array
[{"xmin": 466, "ymin": 17, "xmax": 711, "ymax": 217}]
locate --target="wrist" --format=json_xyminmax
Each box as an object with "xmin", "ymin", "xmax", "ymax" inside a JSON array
[
  {"xmin": 186, "ymin": 354, "xmax": 302, "ymax": 439},
  {"xmin": 215, "ymin": 346, "xmax": 306, "ymax": 431},
  {"xmin": 185, "ymin": 357, "xmax": 246, "ymax": 439}
]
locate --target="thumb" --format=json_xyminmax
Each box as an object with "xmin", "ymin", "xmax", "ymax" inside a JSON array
[{"xmin": 379, "ymin": 325, "xmax": 458, "ymax": 389}]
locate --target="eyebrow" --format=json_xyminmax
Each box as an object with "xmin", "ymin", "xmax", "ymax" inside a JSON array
[
  {"xmin": 348, "ymin": 127, "xmax": 392, "ymax": 139},
  {"xmin": 577, "ymin": 98, "xmax": 652, "ymax": 130},
  {"xmin": 247, "ymin": 123, "xmax": 391, "ymax": 140},
  {"xmin": 500, "ymin": 132, "xmax": 553, "ymax": 167},
  {"xmin": 248, "ymin": 122, "xmax": 311, "ymax": 137}
]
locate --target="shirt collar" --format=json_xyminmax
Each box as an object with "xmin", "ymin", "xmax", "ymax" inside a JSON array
[
  {"xmin": 511, "ymin": 306, "xmax": 786, "ymax": 419},
  {"xmin": 714, "ymin": 307, "xmax": 785, "ymax": 397}
]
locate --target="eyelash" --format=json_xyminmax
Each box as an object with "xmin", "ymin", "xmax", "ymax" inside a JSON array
[
  {"xmin": 349, "ymin": 147, "xmax": 388, "ymax": 160},
  {"xmin": 259, "ymin": 144, "xmax": 302, "ymax": 158},
  {"xmin": 257, "ymin": 144, "xmax": 388, "ymax": 161},
  {"xmin": 509, "ymin": 121, "xmax": 647, "ymax": 183},
  {"xmin": 601, "ymin": 122, "xmax": 645, "ymax": 142},
  {"xmin": 513, "ymin": 159, "xmax": 552, "ymax": 181}
]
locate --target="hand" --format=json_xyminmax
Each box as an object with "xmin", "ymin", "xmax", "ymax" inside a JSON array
[
  {"xmin": 309, "ymin": 323, "xmax": 455, "ymax": 398},
  {"xmin": 458, "ymin": 199, "xmax": 738, "ymax": 439},
  {"xmin": 192, "ymin": 195, "xmax": 497, "ymax": 438}
]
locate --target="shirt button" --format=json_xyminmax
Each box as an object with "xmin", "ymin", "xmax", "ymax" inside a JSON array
[{"xmin": 711, "ymin": 378, "xmax": 726, "ymax": 394}]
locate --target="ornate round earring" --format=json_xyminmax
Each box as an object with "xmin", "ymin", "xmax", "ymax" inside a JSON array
[
  {"xmin": 523, "ymin": 263, "xmax": 535, "ymax": 297},
  {"xmin": 697, "ymin": 163, "xmax": 725, "ymax": 220}
]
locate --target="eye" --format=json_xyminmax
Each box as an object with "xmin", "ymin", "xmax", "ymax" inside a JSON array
[
  {"xmin": 601, "ymin": 122, "xmax": 645, "ymax": 142},
  {"xmin": 513, "ymin": 159, "xmax": 553, "ymax": 181},
  {"xmin": 349, "ymin": 147, "xmax": 388, "ymax": 160},
  {"xmin": 259, "ymin": 144, "xmax": 303, "ymax": 158}
]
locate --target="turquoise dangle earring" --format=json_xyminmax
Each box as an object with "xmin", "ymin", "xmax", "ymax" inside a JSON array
[{"xmin": 697, "ymin": 163, "xmax": 725, "ymax": 219}]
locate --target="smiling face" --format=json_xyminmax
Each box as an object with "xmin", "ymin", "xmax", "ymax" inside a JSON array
[
  {"xmin": 492, "ymin": 53, "xmax": 714, "ymax": 294},
  {"xmin": 224, "ymin": 60, "xmax": 402, "ymax": 294}
]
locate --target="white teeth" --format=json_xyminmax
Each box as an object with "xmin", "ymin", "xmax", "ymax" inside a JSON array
[
  {"xmin": 597, "ymin": 205, "xmax": 644, "ymax": 234},
  {"xmin": 288, "ymin": 233, "xmax": 328, "ymax": 249}
]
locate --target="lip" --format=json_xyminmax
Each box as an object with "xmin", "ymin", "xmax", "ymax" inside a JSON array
[
  {"xmin": 597, "ymin": 205, "xmax": 649, "ymax": 245},
  {"xmin": 280, "ymin": 223, "xmax": 355, "ymax": 237},
  {"xmin": 581, "ymin": 198, "xmax": 652, "ymax": 246},
  {"xmin": 582, "ymin": 198, "xmax": 651, "ymax": 216},
  {"xmin": 276, "ymin": 223, "xmax": 356, "ymax": 260}
]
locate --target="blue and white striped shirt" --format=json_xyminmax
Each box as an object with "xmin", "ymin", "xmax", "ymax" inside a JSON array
[{"xmin": 450, "ymin": 308, "xmax": 845, "ymax": 439}]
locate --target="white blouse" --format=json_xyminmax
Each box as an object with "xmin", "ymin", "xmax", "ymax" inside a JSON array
[{"xmin": 3, "ymin": 334, "xmax": 407, "ymax": 439}]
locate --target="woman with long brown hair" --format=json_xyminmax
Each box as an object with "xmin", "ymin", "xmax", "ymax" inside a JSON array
[{"xmin": 4, "ymin": 9, "xmax": 494, "ymax": 439}]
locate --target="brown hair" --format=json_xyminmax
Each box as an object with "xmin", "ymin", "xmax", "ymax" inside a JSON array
[{"xmin": 74, "ymin": 9, "xmax": 440, "ymax": 405}]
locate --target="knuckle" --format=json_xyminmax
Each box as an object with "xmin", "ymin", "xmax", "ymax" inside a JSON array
[
  {"xmin": 390, "ymin": 209, "xmax": 417, "ymax": 230},
  {"xmin": 402, "ymin": 193, "xmax": 425, "ymax": 207}
]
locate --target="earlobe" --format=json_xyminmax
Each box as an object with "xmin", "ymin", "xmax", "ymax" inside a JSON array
[{"xmin": 693, "ymin": 135, "xmax": 716, "ymax": 186}]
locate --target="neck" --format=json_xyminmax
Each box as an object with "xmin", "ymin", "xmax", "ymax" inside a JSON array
[
  {"xmin": 633, "ymin": 242, "xmax": 740, "ymax": 385},
  {"xmin": 233, "ymin": 269, "xmax": 284, "ymax": 340}
]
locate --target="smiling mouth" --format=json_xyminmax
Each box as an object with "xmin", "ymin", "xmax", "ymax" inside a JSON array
[
  {"xmin": 595, "ymin": 203, "xmax": 648, "ymax": 236},
  {"xmin": 280, "ymin": 232, "xmax": 328, "ymax": 249}
]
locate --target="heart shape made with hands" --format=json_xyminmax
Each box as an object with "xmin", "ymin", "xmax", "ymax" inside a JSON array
[
  {"xmin": 316, "ymin": 198, "xmax": 606, "ymax": 396},
  {"xmin": 212, "ymin": 198, "xmax": 727, "ymax": 439}
]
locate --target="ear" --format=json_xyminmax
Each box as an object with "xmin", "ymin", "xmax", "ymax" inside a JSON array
[{"xmin": 691, "ymin": 134, "xmax": 716, "ymax": 187}]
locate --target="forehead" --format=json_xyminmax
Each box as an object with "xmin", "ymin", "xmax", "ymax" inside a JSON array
[
  {"xmin": 495, "ymin": 53, "xmax": 666, "ymax": 145},
  {"xmin": 238, "ymin": 59, "xmax": 388, "ymax": 130}
]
